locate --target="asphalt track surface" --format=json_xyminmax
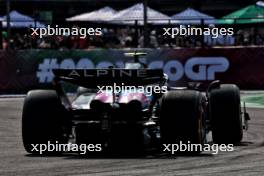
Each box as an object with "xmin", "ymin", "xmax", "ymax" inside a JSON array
[{"xmin": 0, "ymin": 98, "xmax": 264, "ymax": 176}]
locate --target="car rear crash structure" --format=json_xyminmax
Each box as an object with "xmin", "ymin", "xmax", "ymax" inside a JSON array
[{"xmin": 22, "ymin": 67, "xmax": 250, "ymax": 155}]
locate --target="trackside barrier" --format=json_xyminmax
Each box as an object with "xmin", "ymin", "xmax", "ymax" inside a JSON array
[{"xmin": 0, "ymin": 47, "xmax": 264, "ymax": 93}]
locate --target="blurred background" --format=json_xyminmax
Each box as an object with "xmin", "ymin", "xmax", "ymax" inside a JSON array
[
  {"xmin": 0, "ymin": 0, "xmax": 263, "ymax": 94},
  {"xmin": 0, "ymin": 0, "xmax": 264, "ymax": 49}
]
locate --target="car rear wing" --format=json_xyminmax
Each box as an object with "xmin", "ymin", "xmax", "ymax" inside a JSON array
[{"xmin": 52, "ymin": 69, "xmax": 165, "ymax": 88}]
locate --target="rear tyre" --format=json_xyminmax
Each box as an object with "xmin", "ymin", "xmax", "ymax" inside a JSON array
[
  {"xmin": 22, "ymin": 90, "xmax": 69, "ymax": 154},
  {"xmin": 160, "ymin": 90, "xmax": 206, "ymax": 154},
  {"xmin": 210, "ymin": 84, "xmax": 243, "ymax": 144}
]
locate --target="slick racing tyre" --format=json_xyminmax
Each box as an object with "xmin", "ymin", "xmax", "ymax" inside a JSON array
[
  {"xmin": 160, "ymin": 90, "xmax": 206, "ymax": 153},
  {"xmin": 22, "ymin": 90, "xmax": 69, "ymax": 154},
  {"xmin": 210, "ymin": 84, "xmax": 243, "ymax": 144}
]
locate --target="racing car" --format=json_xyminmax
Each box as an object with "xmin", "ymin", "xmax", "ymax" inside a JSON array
[{"xmin": 22, "ymin": 52, "xmax": 250, "ymax": 155}]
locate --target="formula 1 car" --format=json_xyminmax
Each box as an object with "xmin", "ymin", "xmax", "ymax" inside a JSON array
[{"xmin": 22, "ymin": 53, "xmax": 250, "ymax": 155}]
